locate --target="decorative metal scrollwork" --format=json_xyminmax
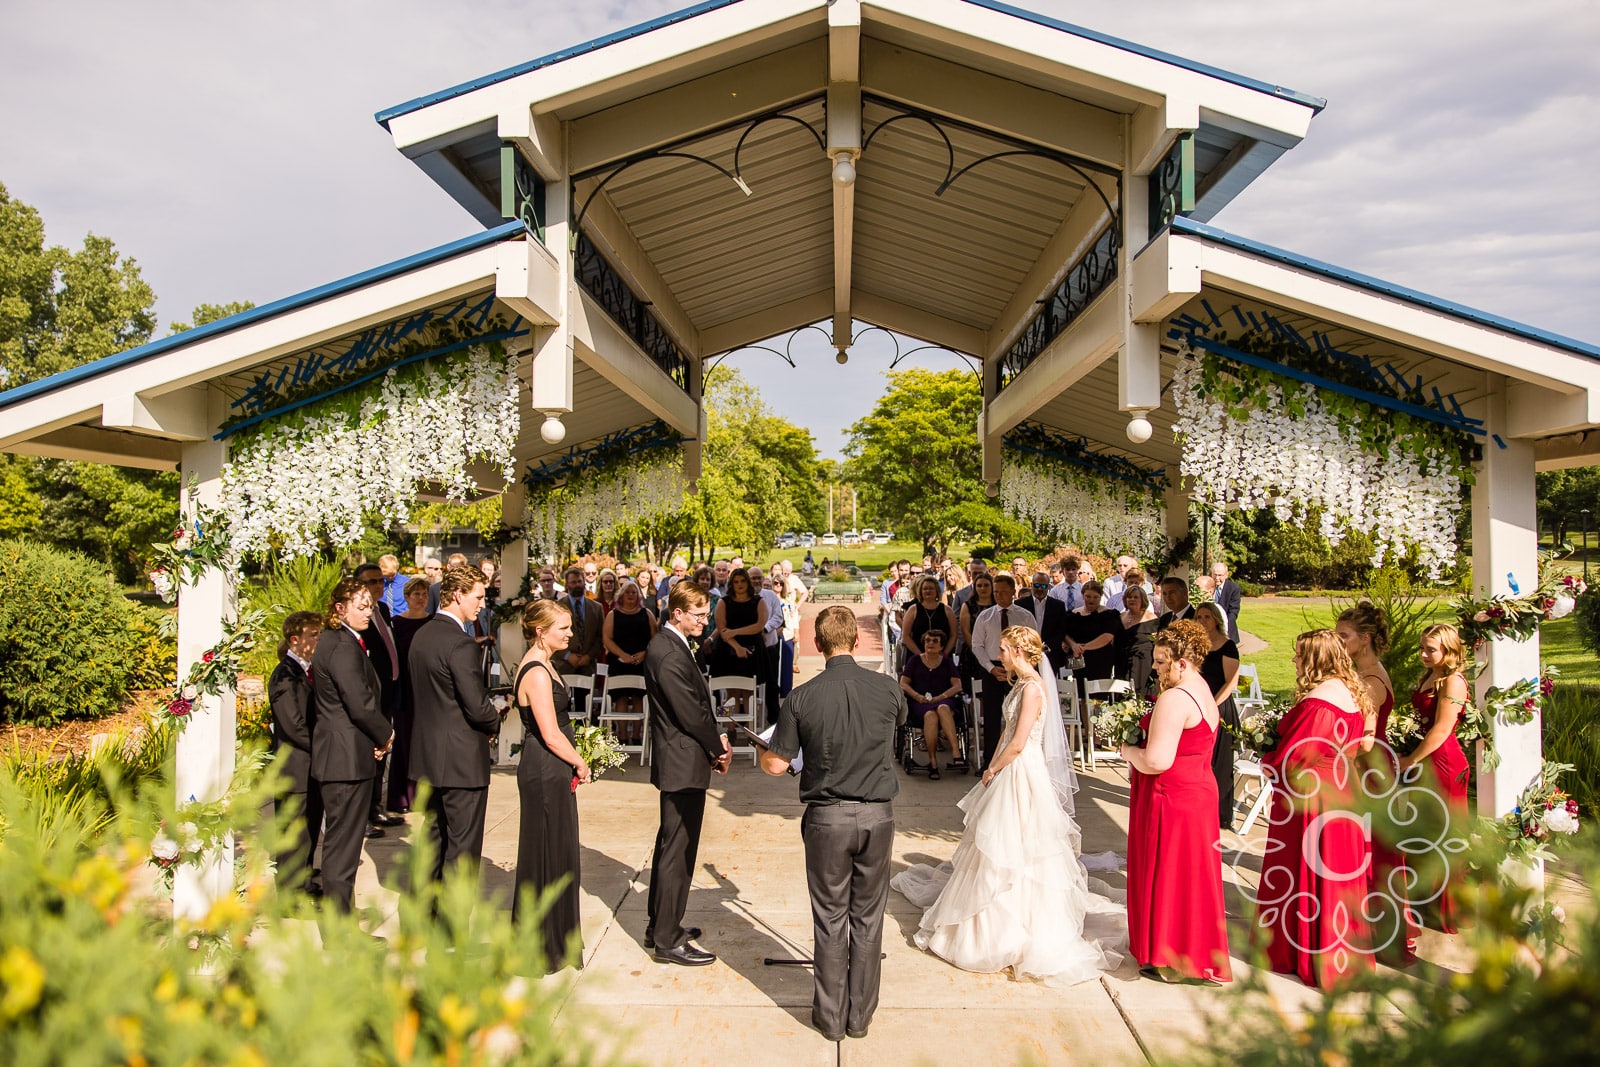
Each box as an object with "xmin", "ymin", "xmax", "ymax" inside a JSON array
[
  {"xmin": 500, "ymin": 144, "xmax": 545, "ymax": 239},
  {"xmin": 997, "ymin": 224, "xmax": 1121, "ymax": 392},
  {"xmin": 573, "ymin": 233, "xmax": 690, "ymax": 392},
  {"xmin": 1148, "ymin": 132, "xmax": 1194, "ymax": 241}
]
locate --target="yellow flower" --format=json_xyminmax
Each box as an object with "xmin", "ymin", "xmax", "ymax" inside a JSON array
[
  {"xmin": 394, "ymin": 1007, "xmax": 420, "ymax": 1061},
  {"xmin": 0, "ymin": 945, "xmax": 46, "ymax": 1021},
  {"xmin": 437, "ymin": 992, "xmax": 477, "ymax": 1037},
  {"xmin": 68, "ymin": 853, "xmax": 127, "ymax": 918}
]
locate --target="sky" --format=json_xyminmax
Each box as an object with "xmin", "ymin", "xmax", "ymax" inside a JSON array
[{"xmin": 3, "ymin": 1, "xmax": 1597, "ymax": 460}]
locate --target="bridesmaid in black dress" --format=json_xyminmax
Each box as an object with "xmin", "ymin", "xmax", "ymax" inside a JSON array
[{"xmin": 513, "ymin": 599, "xmax": 591, "ymax": 971}]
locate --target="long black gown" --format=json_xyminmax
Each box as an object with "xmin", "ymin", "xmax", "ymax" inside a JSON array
[
  {"xmin": 1200, "ymin": 639, "xmax": 1242, "ymax": 831},
  {"xmin": 514, "ymin": 659, "xmax": 582, "ymax": 971}
]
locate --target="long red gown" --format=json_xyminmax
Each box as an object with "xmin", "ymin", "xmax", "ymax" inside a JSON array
[
  {"xmin": 1127, "ymin": 695, "xmax": 1232, "ymax": 982},
  {"xmin": 1257, "ymin": 697, "xmax": 1373, "ymax": 989},
  {"xmin": 1410, "ymin": 684, "xmax": 1470, "ymax": 933}
]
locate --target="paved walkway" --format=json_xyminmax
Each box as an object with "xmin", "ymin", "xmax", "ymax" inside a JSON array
[{"xmin": 347, "ymin": 604, "xmax": 1481, "ymax": 1065}]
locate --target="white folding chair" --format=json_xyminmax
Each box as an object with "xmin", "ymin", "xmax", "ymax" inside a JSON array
[
  {"xmin": 561, "ymin": 674, "xmax": 596, "ymax": 724},
  {"xmin": 1082, "ymin": 678, "xmax": 1131, "ymax": 771},
  {"xmin": 969, "ymin": 676, "xmax": 986, "ymax": 771},
  {"xmin": 597, "ymin": 675, "xmax": 650, "ymax": 766},
  {"xmin": 1056, "ymin": 668, "xmax": 1084, "ymax": 768},
  {"xmin": 1234, "ymin": 752, "xmax": 1273, "ymax": 834},
  {"xmin": 1235, "ymin": 664, "xmax": 1267, "ymax": 713},
  {"xmin": 708, "ymin": 674, "xmax": 761, "ymax": 765}
]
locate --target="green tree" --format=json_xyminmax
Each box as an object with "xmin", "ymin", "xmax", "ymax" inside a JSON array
[
  {"xmin": 1537, "ymin": 466, "xmax": 1600, "ymax": 547},
  {"xmin": 170, "ymin": 300, "xmax": 255, "ymax": 333},
  {"xmin": 844, "ymin": 368, "xmax": 983, "ymax": 557},
  {"xmin": 0, "ymin": 181, "xmax": 156, "ymax": 389}
]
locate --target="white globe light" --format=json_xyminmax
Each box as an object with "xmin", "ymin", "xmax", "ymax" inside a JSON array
[
  {"xmin": 1126, "ymin": 413, "xmax": 1153, "ymax": 444},
  {"xmin": 539, "ymin": 414, "xmax": 566, "ymax": 444},
  {"xmin": 833, "ymin": 156, "xmax": 856, "ymax": 185}
]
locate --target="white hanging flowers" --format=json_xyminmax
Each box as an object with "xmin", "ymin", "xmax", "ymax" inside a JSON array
[
  {"xmin": 999, "ymin": 455, "xmax": 1167, "ymax": 559},
  {"xmin": 524, "ymin": 447, "xmax": 688, "ymax": 557},
  {"xmin": 1171, "ymin": 350, "xmax": 1464, "ymax": 578},
  {"xmin": 220, "ymin": 345, "xmax": 519, "ymax": 557}
]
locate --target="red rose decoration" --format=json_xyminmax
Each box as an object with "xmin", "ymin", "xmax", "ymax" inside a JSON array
[
  {"xmin": 169, "ymin": 697, "xmax": 193, "ymax": 718},
  {"xmin": 202, "ymin": 651, "xmax": 215, "ymax": 663}
]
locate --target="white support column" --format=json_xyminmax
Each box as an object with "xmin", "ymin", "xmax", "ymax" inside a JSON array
[
  {"xmin": 1119, "ymin": 131, "xmax": 1162, "ymax": 425},
  {"xmin": 1471, "ymin": 380, "xmax": 1542, "ymax": 818},
  {"xmin": 532, "ymin": 161, "xmax": 574, "ymax": 445},
  {"xmin": 496, "ymin": 482, "xmax": 528, "ymax": 765},
  {"xmin": 1164, "ymin": 466, "xmax": 1190, "ymax": 579},
  {"xmin": 173, "ymin": 390, "xmax": 236, "ymax": 922}
]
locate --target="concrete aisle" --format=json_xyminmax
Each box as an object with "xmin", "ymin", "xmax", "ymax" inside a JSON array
[{"xmin": 352, "ymin": 604, "xmax": 1412, "ymax": 1066}]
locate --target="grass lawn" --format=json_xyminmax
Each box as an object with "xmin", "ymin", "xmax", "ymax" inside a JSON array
[{"xmin": 1239, "ymin": 597, "xmax": 1599, "ymax": 699}]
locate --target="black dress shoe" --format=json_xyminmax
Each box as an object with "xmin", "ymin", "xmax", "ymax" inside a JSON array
[
  {"xmin": 652, "ymin": 943, "xmax": 715, "ymax": 967},
  {"xmin": 643, "ymin": 926, "xmax": 701, "ymax": 950},
  {"xmin": 846, "ymin": 1027, "xmax": 869, "ymax": 1039},
  {"xmin": 374, "ymin": 812, "xmax": 405, "ymax": 827},
  {"xmin": 365, "ymin": 825, "xmax": 386, "ymax": 839},
  {"xmin": 813, "ymin": 1015, "xmax": 844, "ymax": 1041}
]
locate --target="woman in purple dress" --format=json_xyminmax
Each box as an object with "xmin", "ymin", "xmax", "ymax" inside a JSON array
[{"xmin": 899, "ymin": 629, "xmax": 964, "ymax": 778}]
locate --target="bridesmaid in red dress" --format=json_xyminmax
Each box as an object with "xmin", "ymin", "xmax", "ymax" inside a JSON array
[
  {"xmin": 1121, "ymin": 619, "xmax": 1232, "ymax": 983},
  {"xmin": 1257, "ymin": 630, "xmax": 1374, "ymax": 989},
  {"xmin": 1399, "ymin": 623, "xmax": 1472, "ymax": 934},
  {"xmin": 1337, "ymin": 604, "xmax": 1418, "ymax": 965}
]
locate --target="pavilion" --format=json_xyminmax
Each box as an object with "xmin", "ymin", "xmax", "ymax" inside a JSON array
[{"xmin": 3, "ymin": 0, "xmax": 1597, "ymax": 918}]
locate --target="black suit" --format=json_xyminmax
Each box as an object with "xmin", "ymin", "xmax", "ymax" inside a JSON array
[
  {"xmin": 1213, "ymin": 580, "xmax": 1242, "ymax": 643},
  {"xmin": 1158, "ymin": 604, "xmax": 1196, "ymax": 629},
  {"xmin": 642, "ymin": 627, "xmax": 727, "ymax": 953},
  {"xmin": 360, "ymin": 604, "xmax": 401, "ymax": 821},
  {"xmin": 310, "ymin": 626, "xmax": 392, "ymax": 912},
  {"xmin": 268, "ymin": 655, "xmax": 321, "ymax": 893},
  {"xmin": 407, "ymin": 613, "xmax": 500, "ymax": 882},
  {"xmin": 552, "ymin": 594, "xmax": 604, "ymax": 680},
  {"xmin": 1014, "ymin": 594, "xmax": 1070, "ymax": 676}
]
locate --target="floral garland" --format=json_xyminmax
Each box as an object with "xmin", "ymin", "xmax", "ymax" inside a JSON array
[
  {"xmin": 150, "ymin": 748, "xmax": 271, "ymax": 890},
  {"xmin": 1482, "ymin": 666, "xmax": 1559, "ymax": 727},
  {"xmin": 1171, "ymin": 351, "xmax": 1465, "ymax": 578},
  {"xmin": 221, "ymin": 344, "xmax": 519, "ymax": 557},
  {"xmin": 524, "ymin": 447, "xmax": 686, "ymax": 558},
  {"xmin": 163, "ymin": 607, "xmax": 266, "ymax": 729},
  {"xmin": 148, "ymin": 478, "xmax": 236, "ymax": 603},
  {"xmin": 1455, "ymin": 571, "xmax": 1584, "ymax": 646},
  {"xmin": 999, "ymin": 455, "xmax": 1166, "ymax": 559},
  {"xmin": 1496, "ymin": 760, "xmax": 1582, "ymax": 861}
]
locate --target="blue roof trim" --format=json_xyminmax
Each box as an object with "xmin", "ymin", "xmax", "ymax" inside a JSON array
[
  {"xmin": 375, "ymin": 0, "xmax": 745, "ymax": 129},
  {"xmin": 960, "ymin": 1, "xmax": 1325, "ymax": 113},
  {"xmin": 0, "ymin": 220, "xmax": 529, "ymax": 412},
  {"xmin": 1171, "ymin": 216, "xmax": 1600, "ymax": 360}
]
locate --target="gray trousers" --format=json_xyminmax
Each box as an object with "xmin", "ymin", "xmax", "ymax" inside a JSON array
[{"xmin": 802, "ymin": 800, "xmax": 895, "ymax": 1037}]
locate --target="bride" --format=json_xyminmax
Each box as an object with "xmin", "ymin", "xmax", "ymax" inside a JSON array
[{"xmin": 892, "ymin": 626, "xmax": 1124, "ymax": 984}]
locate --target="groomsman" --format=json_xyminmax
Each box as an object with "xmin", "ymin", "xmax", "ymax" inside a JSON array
[
  {"xmin": 269, "ymin": 611, "xmax": 324, "ymax": 895},
  {"xmin": 355, "ymin": 563, "xmax": 403, "ymax": 834},
  {"xmin": 761, "ymin": 606, "xmax": 903, "ymax": 1043},
  {"xmin": 1210, "ymin": 562, "xmax": 1242, "ymax": 643},
  {"xmin": 408, "ymin": 565, "xmax": 500, "ymax": 884},
  {"xmin": 642, "ymin": 581, "xmax": 732, "ymax": 965},
  {"xmin": 310, "ymin": 579, "xmax": 394, "ymax": 913}
]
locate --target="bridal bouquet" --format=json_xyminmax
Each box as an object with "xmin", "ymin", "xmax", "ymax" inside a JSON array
[
  {"xmin": 573, "ymin": 723, "xmax": 629, "ymax": 779},
  {"xmin": 1091, "ymin": 698, "xmax": 1149, "ymax": 748}
]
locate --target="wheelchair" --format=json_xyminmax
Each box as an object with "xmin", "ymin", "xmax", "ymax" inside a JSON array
[{"xmin": 895, "ymin": 691, "xmax": 972, "ymax": 776}]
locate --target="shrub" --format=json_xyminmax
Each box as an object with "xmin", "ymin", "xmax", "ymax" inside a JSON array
[
  {"xmin": 125, "ymin": 605, "xmax": 178, "ymax": 691},
  {"xmin": 1544, "ymin": 682, "xmax": 1600, "ymax": 815},
  {"xmin": 1573, "ymin": 587, "xmax": 1600, "ymax": 660},
  {"xmin": 241, "ymin": 554, "xmax": 346, "ymax": 677},
  {"xmin": 0, "ymin": 538, "xmax": 152, "ymax": 726}
]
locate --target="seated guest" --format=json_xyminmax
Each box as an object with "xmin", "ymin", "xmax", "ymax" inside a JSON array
[
  {"xmin": 899, "ymin": 630, "xmax": 964, "ymax": 778},
  {"xmin": 269, "ymin": 611, "xmax": 323, "ymax": 895}
]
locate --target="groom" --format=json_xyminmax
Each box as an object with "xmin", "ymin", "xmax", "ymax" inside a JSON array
[
  {"xmin": 642, "ymin": 580, "xmax": 732, "ymax": 965},
  {"xmin": 761, "ymin": 605, "xmax": 903, "ymax": 1042}
]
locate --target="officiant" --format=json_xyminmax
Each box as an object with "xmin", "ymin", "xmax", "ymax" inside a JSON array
[{"xmin": 759, "ymin": 606, "xmax": 903, "ymax": 1043}]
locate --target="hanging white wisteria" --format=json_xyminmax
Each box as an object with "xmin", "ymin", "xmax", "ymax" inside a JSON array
[
  {"xmin": 524, "ymin": 447, "xmax": 688, "ymax": 557},
  {"xmin": 1170, "ymin": 352, "xmax": 1464, "ymax": 578},
  {"xmin": 1000, "ymin": 455, "xmax": 1167, "ymax": 559},
  {"xmin": 220, "ymin": 345, "xmax": 520, "ymax": 557}
]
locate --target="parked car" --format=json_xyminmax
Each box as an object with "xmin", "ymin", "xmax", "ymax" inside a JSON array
[
  {"xmin": 798, "ymin": 531, "xmax": 816, "ymax": 547},
  {"xmin": 775, "ymin": 531, "xmax": 797, "ymax": 548},
  {"xmin": 842, "ymin": 529, "xmax": 860, "ymax": 545},
  {"xmin": 819, "ymin": 532, "xmax": 839, "ymax": 546},
  {"xmin": 859, "ymin": 528, "xmax": 876, "ymax": 544},
  {"xmin": 874, "ymin": 531, "xmax": 893, "ymax": 544}
]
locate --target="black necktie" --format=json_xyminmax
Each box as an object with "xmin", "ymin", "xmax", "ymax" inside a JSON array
[
  {"xmin": 570, "ymin": 599, "xmax": 585, "ymax": 649},
  {"xmin": 1001, "ymin": 606, "xmax": 1010, "ymax": 629}
]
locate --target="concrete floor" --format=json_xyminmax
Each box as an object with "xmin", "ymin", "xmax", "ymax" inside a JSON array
[{"xmin": 343, "ymin": 608, "xmax": 1481, "ymax": 1066}]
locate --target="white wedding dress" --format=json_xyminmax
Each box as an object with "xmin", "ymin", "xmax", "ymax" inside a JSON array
[{"xmin": 892, "ymin": 679, "xmax": 1126, "ymax": 985}]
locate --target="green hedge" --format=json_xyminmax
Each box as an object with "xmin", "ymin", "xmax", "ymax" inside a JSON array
[{"xmin": 0, "ymin": 538, "xmax": 171, "ymax": 726}]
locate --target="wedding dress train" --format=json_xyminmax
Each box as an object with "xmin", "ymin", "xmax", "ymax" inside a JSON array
[{"xmin": 892, "ymin": 679, "xmax": 1126, "ymax": 985}]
